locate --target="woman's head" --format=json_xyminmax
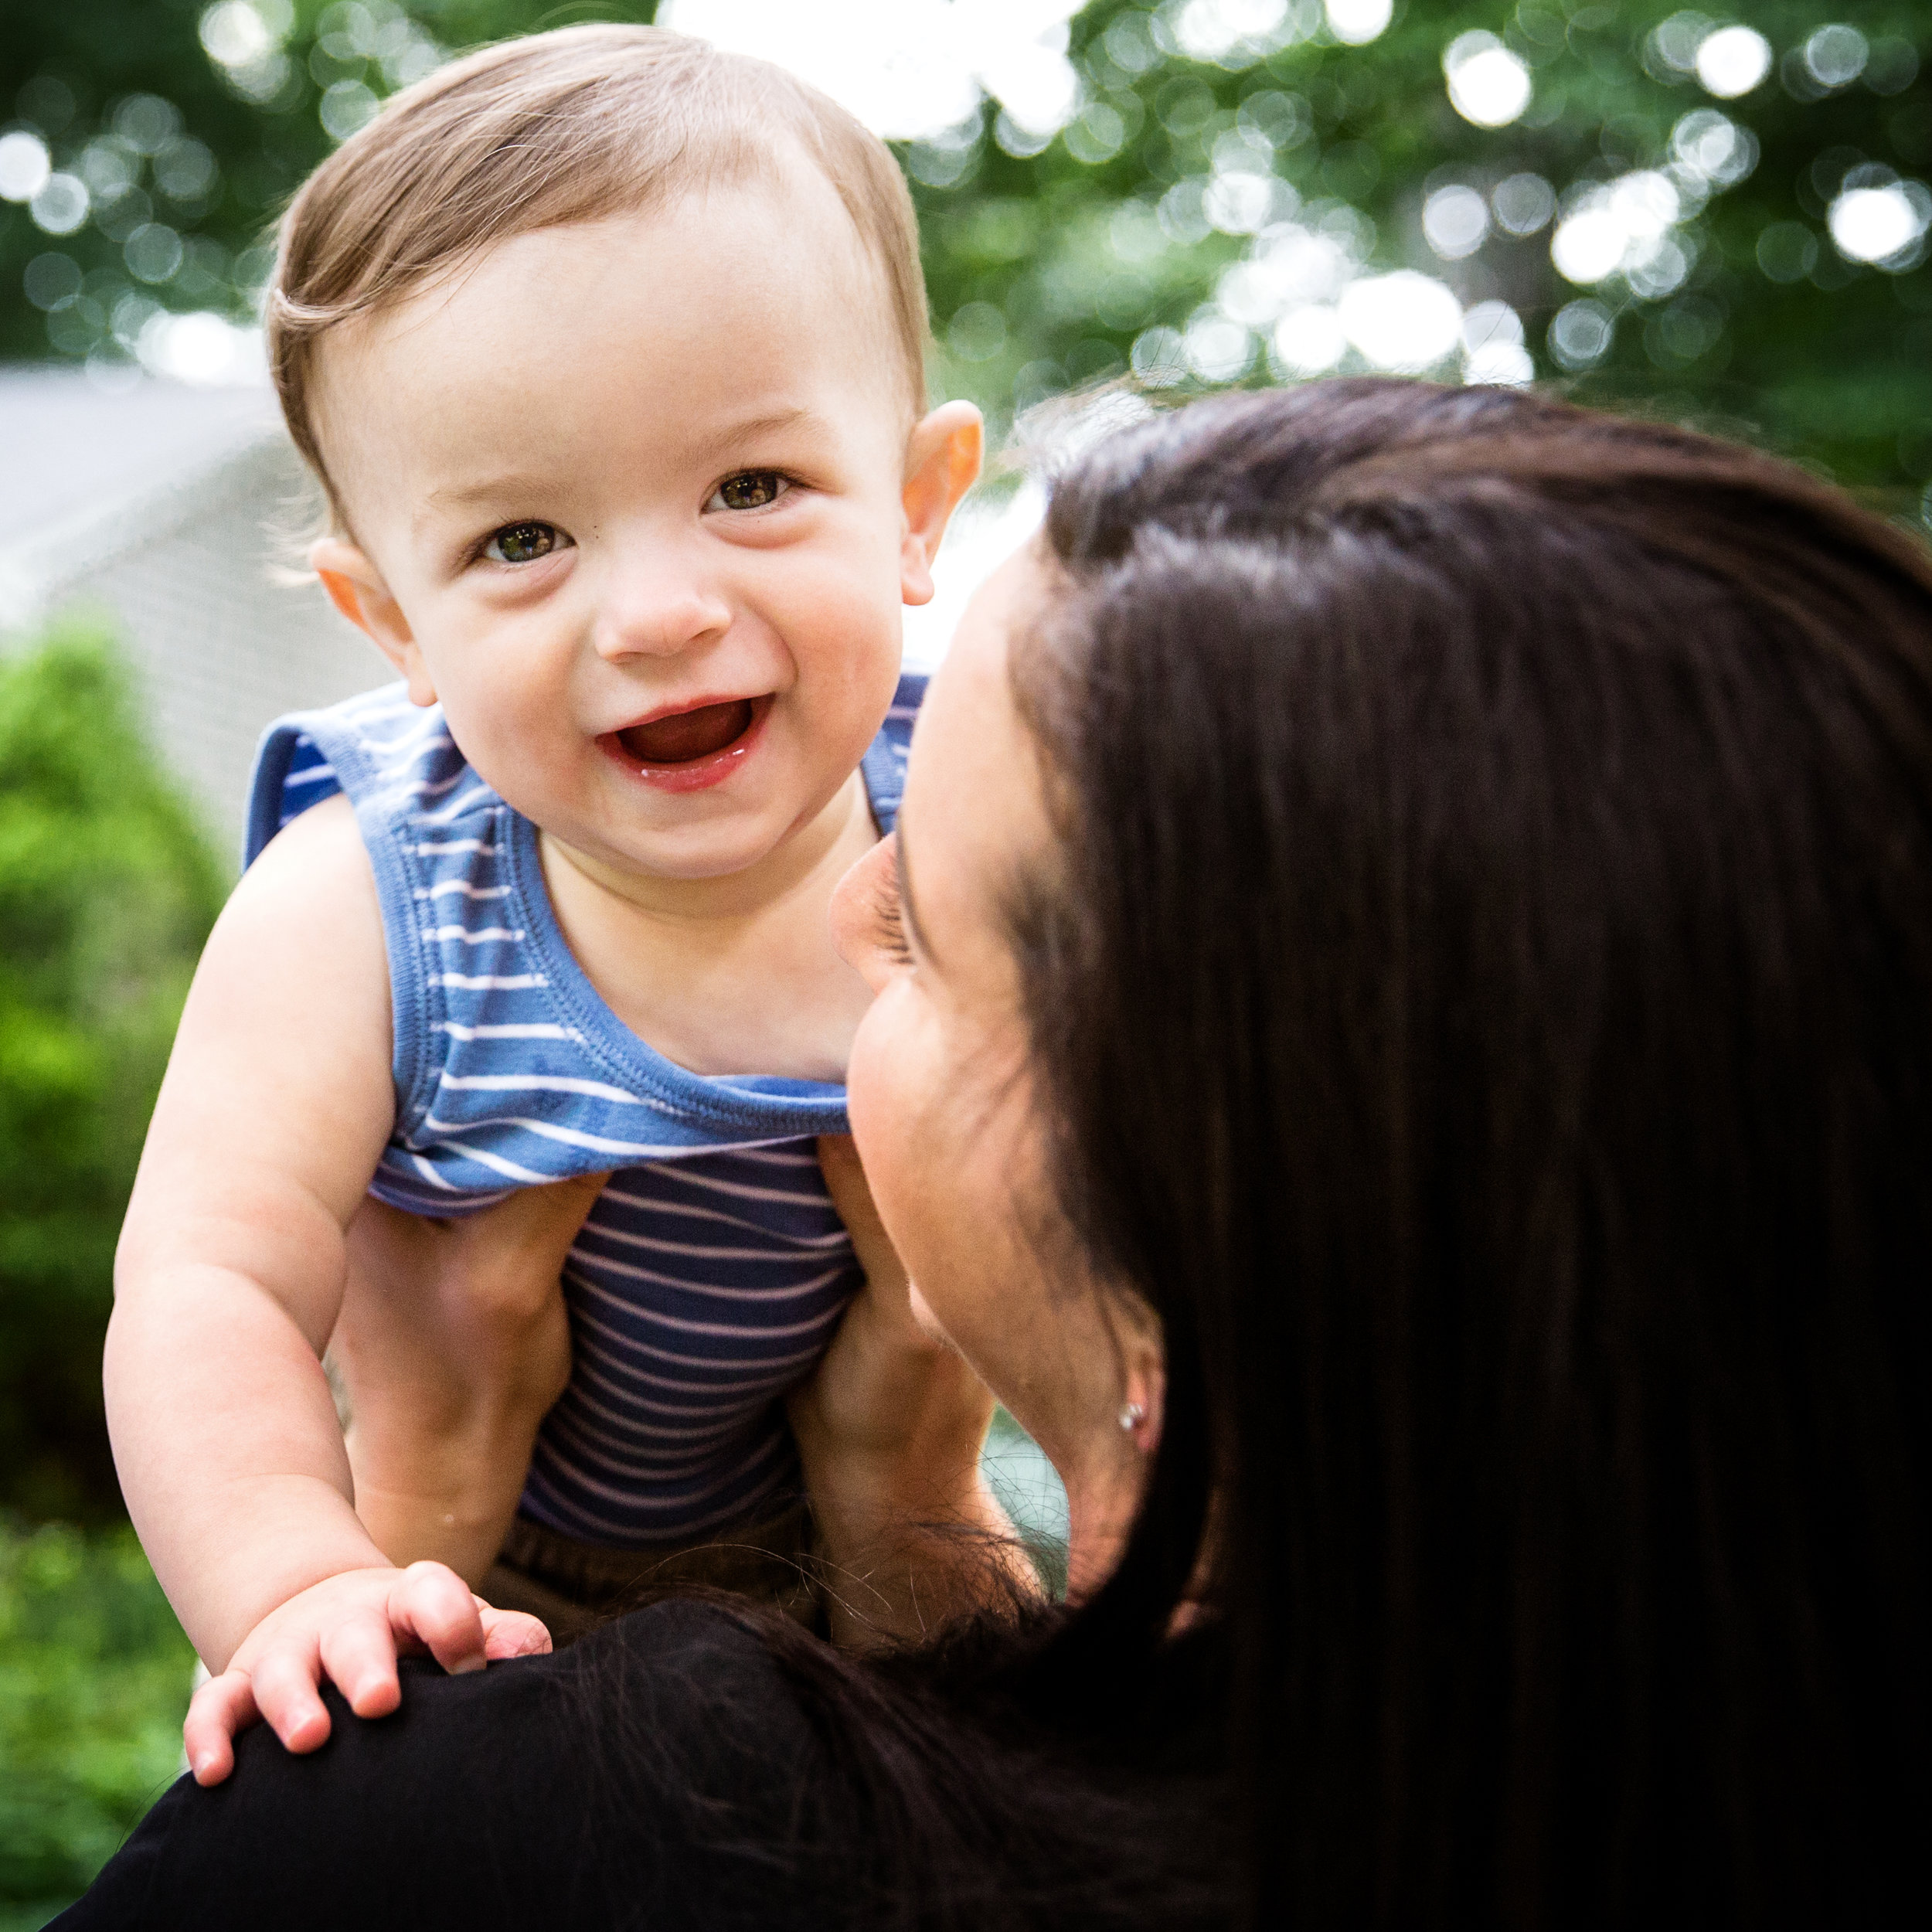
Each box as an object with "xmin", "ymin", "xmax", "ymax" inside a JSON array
[
  {"xmin": 843, "ymin": 379, "xmax": 1932, "ymax": 1922},
  {"xmin": 838, "ymin": 544, "xmax": 1161, "ymax": 1597}
]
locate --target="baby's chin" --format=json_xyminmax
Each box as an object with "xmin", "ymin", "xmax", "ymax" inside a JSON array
[{"xmin": 556, "ymin": 777, "xmax": 856, "ymax": 889}]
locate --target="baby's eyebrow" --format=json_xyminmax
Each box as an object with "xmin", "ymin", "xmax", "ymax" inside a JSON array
[
  {"xmin": 418, "ymin": 408, "xmax": 827, "ymax": 521},
  {"xmin": 423, "ymin": 474, "xmax": 556, "ymax": 510},
  {"xmin": 707, "ymin": 404, "xmax": 815, "ymax": 444}
]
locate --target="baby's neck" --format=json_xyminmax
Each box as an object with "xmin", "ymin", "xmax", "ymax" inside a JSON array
[{"xmin": 536, "ymin": 775, "xmax": 879, "ymax": 1082}]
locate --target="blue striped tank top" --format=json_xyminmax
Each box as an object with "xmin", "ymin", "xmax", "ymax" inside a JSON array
[{"xmin": 243, "ymin": 677, "xmax": 922, "ymax": 1546}]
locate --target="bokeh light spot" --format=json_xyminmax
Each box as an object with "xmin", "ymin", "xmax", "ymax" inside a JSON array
[
  {"xmin": 135, "ymin": 308, "xmax": 267, "ymax": 386},
  {"xmin": 22, "ymin": 251, "xmax": 82, "ymax": 311},
  {"xmin": 112, "ymin": 94, "xmax": 182, "ymax": 156},
  {"xmin": 1131, "ymin": 325, "xmax": 1189, "ymax": 388},
  {"xmin": 199, "ymin": 0, "xmax": 295, "ymax": 103},
  {"xmin": 1461, "ymin": 299, "xmax": 1532, "ymax": 386},
  {"xmin": 1695, "ymin": 25, "xmax": 1772, "ymax": 100},
  {"xmin": 1552, "ymin": 172, "xmax": 1682, "ymax": 287},
  {"xmin": 1672, "ymin": 109, "xmax": 1757, "ymax": 189},
  {"xmin": 1423, "ymin": 185, "xmax": 1490, "ymax": 260},
  {"xmin": 1552, "ymin": 207, "xmax": 1625, "ymax": 284},
  {"xmin": 1492, "ymin": 172, "xmax": 1556, "ymax": 237},
  {"xmin": 1549, "ymin": 299, "xmax": 1614, "ymax": 370},
  {"xmin": 319, "ymin": 79, "xmax": 379, "ymax": 141},
  {"xmin": 660, "ymin": 1, "xmax": 1080, "ymax": 144},
  {"xmin": 1325, "ymin": 0, "xmax": 1392, "ymax": 47},
  {"xmin": 947, "ymin": 301, "xmax": 1008, "ymax": 363},
  {"xmin": 1206, "ymin": 171, "xmax": 1278, "ymax": 235},
  {"xmin": 1338, "ymin": 270, "xmax": 1462, "ymax": 372},
  {"xmin": 124, "ymin": 224, "xmax": 186, "ymax": 285},
  {"xmin": 1804, "ymin": 25, "xmax": 1868, "ymax": 92},
  {"xmin": 1271, "ymin": 304, "xmax": 1345, "ymax": 376},
  {"xmin": 29, "ymin": 173, "xmax": 89, "ymax": 236},
  {"xmin": 199, "ymin": 1, "xmax": 273, "ymax": 67},
  {"xmin": 0, "ymin": 131, "xmax": 53, "ymax": 204},
  {"xmin": 1829, "ymin": 182, "xmax": 1930, "ymax": 265},
  {"xmin": 1444, "ymin": 34, "xmax": 1532, "ymax": 129},
  {"xmin": 1185, "ymin": 314, "xmax": 1254, "ymax": 383}
]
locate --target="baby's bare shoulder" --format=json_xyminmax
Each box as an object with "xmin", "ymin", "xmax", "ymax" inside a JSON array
[
  {"xmin": 243, "ymin": 791, "xmax": 369, "ymax": 889},
  {"xmin": 216, "ymin": 795, "xmax": 383, "ymax": 971},
  {"xmin": 125, "ymin": 791, "xmax": 395, "ymax": 1255}
]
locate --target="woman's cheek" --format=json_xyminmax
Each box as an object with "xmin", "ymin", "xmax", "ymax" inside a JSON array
[
  {"xmin": 844, "ymin": 990, "xmax": 927, "ymax": 1251},
  {"xmin": 847, "ymin": 985, "xmax": 985, "ymax": 1310}
]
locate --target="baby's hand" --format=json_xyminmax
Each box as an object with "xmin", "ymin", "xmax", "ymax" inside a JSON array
[{"xmin": 182, "ymin": 1561, "xmax": 549, "ymax": 1787}]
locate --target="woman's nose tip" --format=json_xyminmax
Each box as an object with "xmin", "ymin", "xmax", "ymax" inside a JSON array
[{"xmin": 830, "ymin": 835, "xmax": 897, "ymax": 979}]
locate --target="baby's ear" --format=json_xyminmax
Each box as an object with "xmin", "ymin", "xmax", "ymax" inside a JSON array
[
  {"xmin": 900, "ymin": 402, "xmax": 984, "ymax": 607},
  {"xmin": 310, "ymin": 539, "xmax": 435, "ymax": 706}
]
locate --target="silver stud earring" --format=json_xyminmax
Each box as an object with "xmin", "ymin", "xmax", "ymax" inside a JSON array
[{"xmin": 1118, "ymin": 1400, "xmax": 1146, "ymax": 1434}]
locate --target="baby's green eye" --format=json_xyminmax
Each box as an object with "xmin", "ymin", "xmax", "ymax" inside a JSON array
[
  {"xmin": 484, "ymin": 522, "xmax": 563, "ymax": 565},
  {"xmin": 709, "ymin": 471, "xmax": 789, "ymax": 512}
]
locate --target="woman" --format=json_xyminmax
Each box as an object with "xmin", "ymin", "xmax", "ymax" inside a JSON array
[{"xmin": 63, "ymin": 380, "xmax": 1930, "ymax": 1927}]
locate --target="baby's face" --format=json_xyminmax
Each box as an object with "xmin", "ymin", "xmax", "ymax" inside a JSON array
[{"xmin": 311, "ymin": 179, "xmax": 930, "ymax": 883}]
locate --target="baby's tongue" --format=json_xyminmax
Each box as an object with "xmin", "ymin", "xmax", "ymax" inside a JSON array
[{"xmin": 617, "ymin": 699, "xmax": 753, "ymax": 765}]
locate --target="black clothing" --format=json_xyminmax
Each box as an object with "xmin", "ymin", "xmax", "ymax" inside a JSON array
[{"xmin": 56, "ymin": 1601, "xmax": 849, "ymax": 1930}]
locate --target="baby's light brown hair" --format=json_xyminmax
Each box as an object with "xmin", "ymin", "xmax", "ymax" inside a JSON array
[{"xmin": 267, "ymin": 23, "xmax": 930, "ymax": 518}]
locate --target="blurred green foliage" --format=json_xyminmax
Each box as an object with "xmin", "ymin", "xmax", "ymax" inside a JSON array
[
  {"xmin": 0, "ymin": 0, "xmax": 623, "ymax": 366},
  {"xmin": 3, "ymin": 2, "xmax": 1930, "ymax": 500},
  {"xmin": 920, "ymin": 0, "xmax": 1932, "ymax": 498},
  {"xmin": 0, "ymin": 1517, "xmax": 194, "ymax": 1927},
  {"xmin": 0, "ymin": 627, "xmax": 224, "ymax": 1521}
]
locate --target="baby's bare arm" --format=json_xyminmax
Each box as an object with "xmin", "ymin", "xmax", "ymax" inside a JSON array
[
  {"xmin": 792, "ymin": 1137, "xmax": 1034, "ymax": 1648},
  {"xmin": 107, "ymin": 795, "xmax": 398, "ymax": 1670},
  {"xmin": 334, "ymin": 1182, "xmax": 601, "ymax": 1587}
]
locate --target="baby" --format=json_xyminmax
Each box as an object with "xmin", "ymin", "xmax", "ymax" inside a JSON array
[{"xmin": 106, "ymin": 24, "xmax": 981, "ymax": 1709}]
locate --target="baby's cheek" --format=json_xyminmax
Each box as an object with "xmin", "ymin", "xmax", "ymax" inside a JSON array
[{"xmin": 792, "ymin": 676, "xmax": 898, "ymax": 793}]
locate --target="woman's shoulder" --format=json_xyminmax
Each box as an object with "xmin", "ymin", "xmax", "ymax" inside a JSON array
[{"xmin": 57, "ymin": 1600, "xmax": 842, "ymax": 1931}]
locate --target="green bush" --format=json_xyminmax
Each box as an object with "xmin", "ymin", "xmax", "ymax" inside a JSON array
[
  {"xmin": 0, "ymin": 1516, "xmax": 194, "ymax": 1927},
  {"xmin": 0, "ymin": 623, "xmax": 225, "ymax": 1521}
]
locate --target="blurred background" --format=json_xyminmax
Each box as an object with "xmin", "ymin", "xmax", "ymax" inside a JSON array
[{"xmin": 2, "ymin": 2, "xmax": 1929, "ymax": 1919}]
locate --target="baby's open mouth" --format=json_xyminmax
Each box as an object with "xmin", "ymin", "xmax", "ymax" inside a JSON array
[{"xmin": 616, "ymin": 698, "xmax": 757, "ymax": 766}]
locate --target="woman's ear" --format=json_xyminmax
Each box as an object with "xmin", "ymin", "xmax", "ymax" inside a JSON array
[
  {"xmin": 310, "ymin": 538, "xmax": 436, "ymax": 707},
  {"xmin": 1112, "ymin": 1291, "xmax": 1168, "ymax": 1458},
  {"xmin": 1121, "ymin": 1349, "xmax": 1167, "ymax": 1458},
  {"xmin": 900, "ymin": 401, "xmax": 984, "ymax": 608}
]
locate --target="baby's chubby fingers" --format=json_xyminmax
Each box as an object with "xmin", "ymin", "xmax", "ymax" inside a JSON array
[
  {"xmin": 182, "ymin": 1668, "xmax": 259, "ymax": 1787},
  {"xmin": 389, "ymin": 1559, "xmax": 489, "ymax": 1675},
  {"xmin": 247, "ymin": 1638, "xmax": 337, "ymax": 1755},
  {"xmin": 478, "ymin": 1600, "xmax": 553, "ymax": 1659},
  {"xmin": 178, "ymin": 1566, "xmax": 544, "ymax": 1793},
  {"xmin": 318, "ymin": 1610, "xmax": 406, "ymax": 1720}
]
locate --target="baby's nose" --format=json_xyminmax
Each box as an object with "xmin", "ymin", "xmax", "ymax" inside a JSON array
[{"xmin": 593, "ymin": 580, "xmax": 732, "ymax": 659}]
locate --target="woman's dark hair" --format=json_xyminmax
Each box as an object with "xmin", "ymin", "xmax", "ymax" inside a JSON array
[{"xmin": 730, "ymin": 379, "xmax": 1932, "ymax": 1927}]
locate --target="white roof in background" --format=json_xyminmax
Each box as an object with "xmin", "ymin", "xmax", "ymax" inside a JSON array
[
  {"xmin": 1, "ymin": 365, "xmax": 284, "ymax": 540},
  {"xmin": 0, "ymin": 364, "xmax": 292, "ymax": 632},
  {"xmin": 0, "ymin": 362, "xmax": 392, "ymax": 842}
]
